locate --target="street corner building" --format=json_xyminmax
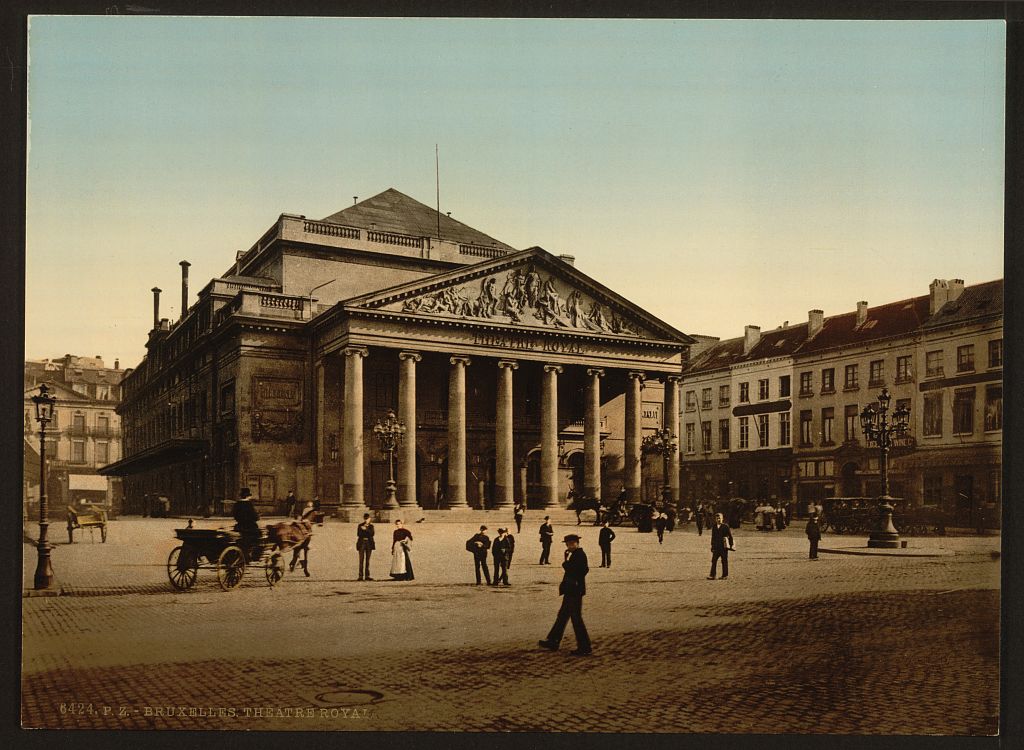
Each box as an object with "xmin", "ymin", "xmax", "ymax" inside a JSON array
[{"xmin": 101, "ymin": 189, "xmax": 695, "ymax": 519}]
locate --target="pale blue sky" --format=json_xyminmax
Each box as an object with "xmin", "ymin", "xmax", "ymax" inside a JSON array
[{"xmin": 26, "ymin": 17, "xmax": 1005, "ymax": 366}]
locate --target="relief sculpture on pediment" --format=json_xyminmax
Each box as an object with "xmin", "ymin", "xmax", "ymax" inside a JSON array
[{"xmin": 400, "ymin": 264, "xmax": 641, "ymax": 336}]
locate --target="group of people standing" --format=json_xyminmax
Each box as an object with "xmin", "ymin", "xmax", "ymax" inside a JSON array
[{"xmin": 355, "ymin": 513, "xmax": 414, "ymax": 581}]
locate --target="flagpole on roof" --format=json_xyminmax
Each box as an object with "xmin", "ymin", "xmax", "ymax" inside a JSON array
[{"xmin": 435, "ymin": 144, "xmax": 442, "ymax": 240}]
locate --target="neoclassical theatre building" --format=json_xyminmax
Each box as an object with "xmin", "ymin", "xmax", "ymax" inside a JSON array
[{"xmin": 105, "ymin": 190, "xmax": 694, "ymax": 516}]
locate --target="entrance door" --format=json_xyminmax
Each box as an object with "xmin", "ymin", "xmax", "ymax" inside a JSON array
[
  {"xmin": 525, "ymin": 450, "xmax": 541, "ymax": 507},
  {"xmin": 841, "ymin": 462, "xmax": 861, "ymax": 496},
  {"xmin": 567, "ymin": 452, "xmax": 584, "ymax": 499},
  {"xmin": 955, "ymin": 474, "xmax": 974, "ymax": 526}
]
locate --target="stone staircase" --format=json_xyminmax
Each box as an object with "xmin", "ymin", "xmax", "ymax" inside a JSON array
[{"xmin": 335, "ymin": 507, "xmax": 588, "ymax": 526}]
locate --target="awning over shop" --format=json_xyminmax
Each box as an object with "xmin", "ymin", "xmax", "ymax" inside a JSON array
[
  {"xmin": 69, "ymin": 474, "xmax": 109, "ymax": 491},
  {"xmin": 98, "ymin": 438, "xmax": 207, "ymax": 476},
  {"xmin": 895, "ymin": 446, "xmax": 1001, "ymax": 470}
]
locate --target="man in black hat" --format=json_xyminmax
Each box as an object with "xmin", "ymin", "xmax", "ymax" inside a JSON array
[
  {"xmin": 356, "ymin": 512, "xmax": 375, "ymax": 580},
  {"xmin": 232, "ymin": 487, "xmax": 261, "ymax": 561},
  {"xmin": 467, "ymin": 525, "xmax": 492, "ymax": 585},
  {"xmin": 538, "ymin": 515, "xmax": 554, "ymax": 564},
  {"xmin": 805, "ymin": 512, "xmax": 822, "ymax": 560},
  {"xmin": 492, "ymin": 528, "xmax": 513, "ymax": 586},
  {"xmin": 538, "ymin": 533, "xmax": 592, "ymax": 655},
  {"xmin": 598, "ymin": 521, "xmax": 615, "ymax": 567},
  {"xmin": 707, "ymin": 512, "xmax": 735, "ymax": 580}
]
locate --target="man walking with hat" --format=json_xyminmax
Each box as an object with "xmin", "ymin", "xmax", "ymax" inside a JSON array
[
  {"xmin": 467, "ymin": 525, "xmax": 492, "ymax": 585},
  {"xmin": 538, "ymin": 533, "xmax": 592, "ymax": 656}
]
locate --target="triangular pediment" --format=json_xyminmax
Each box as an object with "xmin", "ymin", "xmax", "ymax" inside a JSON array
[
  {"xmin": 24, "ymin": 381, "xmax": 90, "ymax": 403},
  {"xmin": 344, "ymin": 247, "xmax": 693, "ymax": 343}
]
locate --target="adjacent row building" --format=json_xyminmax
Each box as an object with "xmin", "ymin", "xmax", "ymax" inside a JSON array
[{"xmin": 680, "ymin": 278, "xmax": 1002, "ymax": 527}]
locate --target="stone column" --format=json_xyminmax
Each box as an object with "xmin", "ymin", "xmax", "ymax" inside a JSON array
[
  {"xmin": 397, "ymin": 351, "xmax": 421, "ymax": 507},
  {"xmin": 341, "ymin": 346, "xmax": 369, "ymax": 509},
  {"xmin": 584, "ymin": 368, "xmax": 604, "ymax": 500},
  {"xmin": 541, "ymin": 364, "xmax": 563, "ymax": 507},
  {"xmin": 315, "ymin": 360, "xmax": 325, "ymax": 499},
  {"xmin": 665, "ymin": 375, "xmax": 682, "ymax": 505},
  {"xmin": 494, "ymin": 360, "xmax": 518, "ymax": 508},
  {"xmin": 447, "ymin": 356, "xmax": 472, "ymax": 508},
  {"xmin": 624, "ymin": 371, "xmax": 645, "ymax": 502}
]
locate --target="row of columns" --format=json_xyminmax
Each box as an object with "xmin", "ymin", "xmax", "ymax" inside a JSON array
[{"xmin": 337, "ymin": 346, "xmax": 681, "ymax": 510}]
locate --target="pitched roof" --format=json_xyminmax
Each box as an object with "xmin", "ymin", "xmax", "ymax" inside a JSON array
[
  {"xmin": 684, "ymin": 323, "xmax": 810, "ymax": 375},
  {"xmin": 920, "ymin": 279, "xmax": 1003, "ymax": 329},
  {"xmin": 321, "ymin": 188, "xmax": 516, "ymax": 252},
  {"xmin": 798, "ymin": 295, "xmax": 930, "ymax": 354}
]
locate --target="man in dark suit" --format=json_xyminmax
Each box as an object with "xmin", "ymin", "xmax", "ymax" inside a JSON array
[
  {"xmin": 492, "ymin": 528, "xmax": 513, "ymax": 586},
  {"xmin": 538, "ymin": 516, "xmax": 554, "ymax": 564},
  {"xmin": 598, "ymin": 521, "xmax": 615, "ymax": 567},
  {"xmin": 805, "ymin": 513, "xmax": 822, "ymax": 560},
  {"xmin": 356, "ymin": 512, "xmax": 375, "ymax": 580},
  {"xmin": 232, "ymin": 487, "xmax": 261, "ymax": 563},
  {"xmin": 469, "ymin": 525, "xmax": 492, "ymax": 585},
  {"xmin": 708, "ymin": 512, "xmax": 735, "ymax": 580},
  {"xmin": 538, "ymin": 534, "xmax": 592, "ymax": 655}
]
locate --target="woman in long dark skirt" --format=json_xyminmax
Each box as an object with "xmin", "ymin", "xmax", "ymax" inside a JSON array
[{"xmin": 389, "ymin": 520, "xmax": 414, "ymax": 580}]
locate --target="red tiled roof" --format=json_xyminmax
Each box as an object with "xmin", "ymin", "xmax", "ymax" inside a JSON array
[
  {"xmin": 920, "ymin": 279, "xmax": 1003, "ymax": 329},
  {"xmin": 798, "ymin": 296, "xmax": 930, "ymax": 354}
]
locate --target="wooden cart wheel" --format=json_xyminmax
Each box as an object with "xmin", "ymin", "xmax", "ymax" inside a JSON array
[
  {"xmin": 265, "ymin": 551, "xmax": 286, "ymax": 587},
  {"xmin": 167, "ymin": 546, "xmax": 198, "ymax": 590},
  {"xmin": 216, "ymin": 545, "xmax": 246, "ymax": 590}
]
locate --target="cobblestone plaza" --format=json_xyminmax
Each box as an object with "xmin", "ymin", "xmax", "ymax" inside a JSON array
[{"xmin": 21, "ymin": 516, "xmax": 999, "ymax": 733}]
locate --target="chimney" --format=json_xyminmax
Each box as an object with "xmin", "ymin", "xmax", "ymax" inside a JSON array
[
  {"xmin": 151, "ymin": 287, "xmax": 162, "ymax": 329},
  {"xmin": 558, "ymin": 254, "xmax": 576, "ymax": 267},
  {"xmin": 114, "ymin": 359, "xmax": 120, "ymax": 370},
  {"xmin": 948, "ymin": 278, "xmax": 965, "ymax": 304},
  {"xmin": 856, "ymin": 301, "xmax": 868, "ymax": 327},
  {"xmin": 743, "ymin": 325, "xmax": 761, "ymax": 354},
  {"xmin": 808, "ymin": 309, "xmax": 824, "ymax": 338},
  {"xmin": 929, "ymin": 279, "xmax": 950, "ymax": 315},
  {"xmin": 179, "ymin": 261, "xmax": 191, "ymax": 321}
]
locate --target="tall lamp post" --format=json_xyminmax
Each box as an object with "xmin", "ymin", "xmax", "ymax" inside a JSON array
[
  {"xmin": 860, "ymin": 387, "xmax": 911, "ymax": 549},
  {"xmin": 642, "ymin": 427, "xmax": 678, "ymax": 510},
  {"xmin": 31, "ymin": 384, "xmax": 57, "ymax": 591},
  {"xmin": 373, "ymin": 409, "xmax": 406, "ymax": 511}
]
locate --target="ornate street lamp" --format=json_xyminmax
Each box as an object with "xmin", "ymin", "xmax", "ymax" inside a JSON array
[
  {"xmin": 642, "ymin": 427, "xmax": 678, "ymax": 509},
  {"xmin": 373, "ymin": 409, "xmax": 406, "ymax": 510},
  {"xmin": 31, "ymin": 384, "xmax": 57, "ymax": 591},
  {"xmin": 860, "ymin": 387, "xmax": 911, "ymax": 549}
]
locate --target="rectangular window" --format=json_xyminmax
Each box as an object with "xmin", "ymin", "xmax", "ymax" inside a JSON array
[
  {"xmin": 923, "ymin": 474, "xmax": 943, "ymax": 504},
  {"xmin": 957, "ymin": 345, "xmax": 975, "ymax": 373},
  {"xmin": 220, "ymin": 381, "xmax": 235, "ymax": 414},
  {"xmin": 701, "ymin": 388, "xmax": 712, "ymax": 410},
  {"xmin": 719, "ymin": 384, "xmax": 730, "ymax": 407},
  {"xmin": 779, "ymin": 375, "xmax": 791, "ymax": 398},
  {"xmin": 719, "ymin": 419, "xmax": 730, "ymax": 450},
  {"xmin": 799, "ymin": 371, "xmax": 813, "ymax": 396},
  {"xmin": 800, "ymin": 410, "xmax": 813, "ymax": 446},
  {"xmin": 97, "ymin": 415, "xmax": 110, "ymax": 434},
  {"xmin": 739, "ymin": 382, "xmax": 750, "ymax": 403},
  {"xmin": 989, "ymin": 339, "xmax": 1003, "ymax": 369},
  {"xmin": 758, "ymin": 379, "xmax": 769, "ymax": 400},
  {"xmin": 375, "ymin": 373, "xmax": 396, "ymax": 408},
  {"xmin": 738, "ymin": 416, "xmax": 749, "ymax": 449},
  {"xmin": 896, "ymin": 355, "xmax": 912, "ymax": 383},
  {"xmin": 844, "ymin": 404, "xmax": 859, "ymax": 442},
  {"xmin": 985, "ymin": 385, "xmax": 1002, "ymax": 431},
  {"xmin": 821, "ymin": 368, "xmax": 835, "ymax": 393},
  {"xmin": 701, "ymin": 421, "xmax": 712, "ymax": 453},
  {"xmin": 685, "ymin": 423, "xmax": 695, "ymax": 453},
  {"xmin": 924, "ymin": 393, "xmax": 943, "ymax": 436},
  {"xmin": 73, "ymin": 413, "xmax": 85, "ymax": 431},
  {"xmin": 96, "ymin": 441, "xmax": 109, "ymax": 464},
  {"xmin": 953, "ymin": 387, "xmax": 975, "ymax": 435},
  {"xmin": 821, "ymin": 407, "xmax": 834, "ymax": 445},
  {"xmin": 757, "ymin": 414, "xmax": 769, "ymax": 447},
  {"xmin": 925, "ymin": 350, "xmax": 944, "ymax": 378},
  {"xmin": 685, "ymin": 391, "xmax": 696, "ymax": 412},
  {"xmin": 844, "ymin": 364, "xmax": 859, "ymax": 390},
  {"xmin": 72, "ymin": 440, "xmax": 85, "ymax": 463},
  {"xmin": 869, "ymin": 360, "xmax": 884, "ymax": 387},
  {"xmin": 779, "ymin": 412, "xmax": 791, "ymax": 446}
]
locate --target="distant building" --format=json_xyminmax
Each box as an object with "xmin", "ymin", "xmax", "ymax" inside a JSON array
[
  {"xmin": 103, "ymin": 189, "xmax": 694, "ymax": 517},
  {"xmin": 682, "ymin": 278, "xmax": 1002, "ymax": 527},
  {"xmin": 23, "ymin": 355, "xmax": 125, "ymax": 515}
]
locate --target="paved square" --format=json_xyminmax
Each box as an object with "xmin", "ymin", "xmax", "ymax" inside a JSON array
[{"xmin": 21, "ymin": 516, "xmax": 999, "ymax": 733}]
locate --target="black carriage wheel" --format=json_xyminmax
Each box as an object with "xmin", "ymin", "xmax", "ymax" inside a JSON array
[
  {"xmin": 167, "ymin": 546, "xmax": 198, "ymax": 590},
  {"xmin": 265, "ymin": 551, "xmax": 286, "ymax": 587},
  {"xmin": 217, "ymin": 545, "xmax": 246, "ymax": 591}
]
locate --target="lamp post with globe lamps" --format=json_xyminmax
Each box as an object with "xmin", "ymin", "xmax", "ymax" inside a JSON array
[
  {"xmin": 860, "ymin": 387, "xmax": 911, "ymax": 549},
  {"xmin": 31, "ymin": 384, "xmax": 58, "ymax": 591},
  {"xmin": 373, "ymin": 410, "xmax": 406, "ymax": 511}
]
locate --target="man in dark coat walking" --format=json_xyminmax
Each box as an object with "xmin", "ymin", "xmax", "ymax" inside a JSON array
[
  {"xmin": 805, "ymin": 513, "xmax": 822, "ymax": 560},
  {"xmin": 538, "ymin": 534, "xmax": 592, "ymax": 656},
  {"xmin": 654, "ymin": 512, "xmax": 668, "ymax": 544},
  {"xmin": 598, "ymin": 521, "xmax": 615, "ymax": 567},
  {"xmin": 492, "ymin": 528, "xmax": 514, "ymax": 586},
  {"xmin": 468, "ymin": 525, "xmax": 492, "ymax": 585},
  {"xmin": 538, "ymin": 515, "xmax": 554, "ymax": 564},
  {"xmin": 356, "ymin": 512, "xmax": 375, "ymax": 580},
  {"xmin": 707, "ymin": 512, "xmax": 735, "ymax": 580}
]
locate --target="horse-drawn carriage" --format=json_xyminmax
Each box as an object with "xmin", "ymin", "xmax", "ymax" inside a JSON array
[
  {"xmin": 567, "ymin": 495, "xmax": 676, "ymax": 529},
  {"xmin": 892, "ymin": 504, "xmax": 948, "ymax": 536},
  {"xmin": 167, "ymin": 519, "xmax": 313, "ymax": 591},
  {"xmin": 819, "ymin": 497, "xmax": 875, "ymax": 534}
]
